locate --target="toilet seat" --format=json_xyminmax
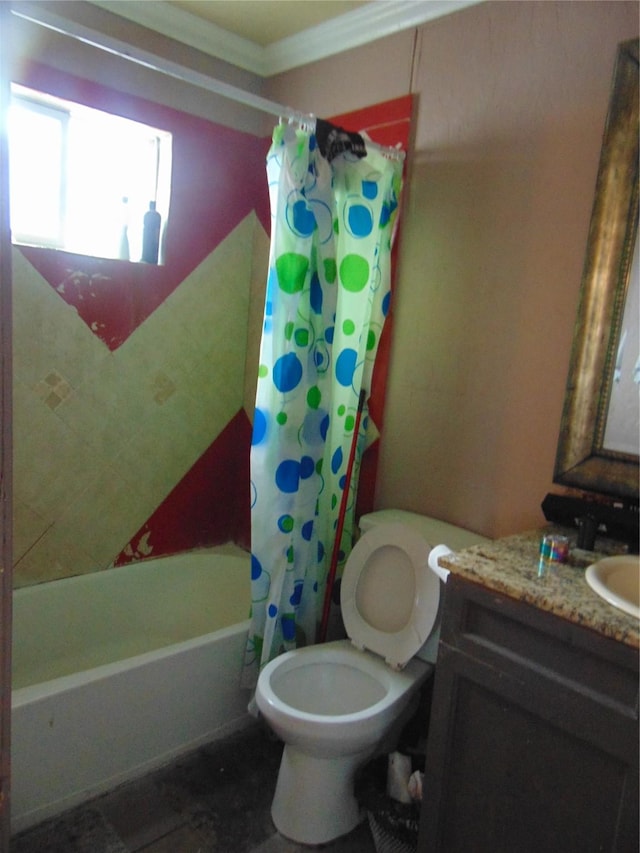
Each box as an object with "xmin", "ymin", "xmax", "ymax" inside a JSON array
[{"xmin": 340, "ymin": 522, "xmax": 440, "ymax": 669}]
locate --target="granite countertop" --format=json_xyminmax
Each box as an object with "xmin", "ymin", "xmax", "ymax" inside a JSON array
[{"xmin": 439, "ymin": 526, "xmax": 639, "ymax": 650}]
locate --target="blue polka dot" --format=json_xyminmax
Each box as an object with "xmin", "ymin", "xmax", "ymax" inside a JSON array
[
  {"xmin": 380, "ymin": 202, "xmax": 390, "ymax": 228},
  {"xmin": 265, "ymin": 270, "xmax": 278, "ymax": 311},
  {"xmin": 320, "ymin": 413, "xmax": 330, "ymax": 441},
  {"xmin": 302, "ymin": 409, "xmax": 328, "ymax": 446},
  {"xmin": 282, "ymin": 613, "xmax": 296, "ymax": 640},
  {"xmin": 290, "ymin": 582, "xmax": 303, "ymax": 606},
  {"xmin": 252, "ymin": 408, "xmax": 267, "ymax": 445},
  {"xmin": 326, "ymin": 326, "xmax": 334, "ymax": 344},
  {"xmin": 300, "ymin": 455, "xmax": 315, "ymax": 479},
  {"xmin": 302, "ymin": 520, "xmax": 314, "ymax": 541},
  {"xmin": 382, "ymin": 290, "xmax": 391, "ymax": 317},
  {"xmin": 251, "ymin": 554, "xmax": 262, "ymax": 581},
  {"xmin": 336, "ymin": 348, "xmax": 357, "ymax": 386},
  {"xmin": 273, "ymin": 352, "xmax": 303, "ymax": 393},
  {"xmin": 362, "ymin": 180, "xmax": 378, "ymax": 200},
  {"xmin": 310, "ymin": 272, "xmax": 323, "ymax": 314},
  {"xmin": 348, "ymin": 203, "xmax": 373, "ymax": 237},
  {"xmin": 291, "ymin": 199, "xmax": 316, "ymax": 237},
  {"xmin": 331, "ymin": 446, "xmax": 343, "ymax": 475},
  {"xmin": 275, "ymin": 459, "xmax": 300, "ymax": 493},
  {"xmin": 268, "ymin": 603, "xmax": 278, "ymax": 618}
]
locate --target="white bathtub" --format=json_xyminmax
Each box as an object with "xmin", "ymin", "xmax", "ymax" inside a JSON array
[{"xmin": 11, "ymin": 546, "xmax": 253, "ymax": 833}]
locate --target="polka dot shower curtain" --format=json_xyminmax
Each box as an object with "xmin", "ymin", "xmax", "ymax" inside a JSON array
[{"xmin": 242, "ymin": 122, "xmax": 403, "ymax": 688}]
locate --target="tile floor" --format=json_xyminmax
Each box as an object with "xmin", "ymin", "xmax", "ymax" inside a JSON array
[{"xmin": 10, "ymin": 724, "xmax": 379, "ymax": 852}]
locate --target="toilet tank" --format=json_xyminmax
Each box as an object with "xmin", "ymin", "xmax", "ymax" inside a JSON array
[{"xmin": 358, "ymin": 509, "xmax": 490, "ymax": 551}]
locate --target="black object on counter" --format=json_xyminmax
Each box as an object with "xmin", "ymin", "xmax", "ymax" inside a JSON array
[{"xmin": 141, "ymin": 201, "xmax": 161, "ymax": 264}]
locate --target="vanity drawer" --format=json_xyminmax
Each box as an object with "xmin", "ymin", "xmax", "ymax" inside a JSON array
[{"xmin": 440, "ymin": 575, "xmax": 639, "ymax": 716}]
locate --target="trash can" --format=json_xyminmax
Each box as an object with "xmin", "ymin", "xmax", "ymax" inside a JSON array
[{"xmin": 356, "ymin": 756, "xmax": 421, "ymax": 853}]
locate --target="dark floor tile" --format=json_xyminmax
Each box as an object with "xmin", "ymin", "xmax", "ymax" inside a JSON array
[
  {"xmin": 328, "ymin": 820, "xmax": 377, "ymax": 852},
  {"xmin": 11, "ymin": 806, "xmax": 128, "ymax": 853},
  {"xmin": 136, "ymin": 823, "xmax": 215, "ymax": 852},
  {"xmin": 157, "ymin": 726, "xmax": 283, "ymax": 852},
  {"xmin": 98, "ymin": 773, "xmax": 186, "ymax": 850},
  {"xmin": 249, "ymin": 820, "xmax": 376, "ymax": 853}
]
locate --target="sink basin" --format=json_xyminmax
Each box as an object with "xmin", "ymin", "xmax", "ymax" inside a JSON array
[{"xmin": 585, "ymin": 555, "xmax": 640, "ymax": 619}]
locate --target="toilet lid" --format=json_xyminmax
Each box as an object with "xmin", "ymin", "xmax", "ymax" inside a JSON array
[{"xmin": 340, "ymin": 522, "xmax": 440, "ymax": 669}]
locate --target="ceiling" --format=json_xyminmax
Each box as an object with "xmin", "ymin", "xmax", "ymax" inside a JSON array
[
  {"xmin": 169, "ymin": 1, "xmax": 368, "ymax": 47},
  {"xmin": 89, "ymin": 0, "xmax": 484, "ymax": 76}
]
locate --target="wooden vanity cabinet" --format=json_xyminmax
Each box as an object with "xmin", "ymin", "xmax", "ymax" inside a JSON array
[{"xmin": 418, "ymin": 575, "xmax": 639, "ymax": 853}]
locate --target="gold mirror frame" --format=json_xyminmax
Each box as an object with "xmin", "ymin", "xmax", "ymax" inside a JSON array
[{"xmin": 554, "ymin": 38, "xmax": 639, "ymax": 502}]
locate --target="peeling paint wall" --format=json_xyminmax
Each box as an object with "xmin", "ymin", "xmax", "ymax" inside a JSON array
[{"xmin": 11, "ymin": 65, "xmax": 269, "ymax": 587}]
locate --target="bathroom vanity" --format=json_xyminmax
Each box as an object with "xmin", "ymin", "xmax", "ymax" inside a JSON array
[{"xmin": 418, "ymin": 529, "xmax": 639, "ymax": 853}]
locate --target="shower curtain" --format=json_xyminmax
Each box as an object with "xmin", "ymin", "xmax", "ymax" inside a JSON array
[{"xmin": 242, "ymin": 121, "xmax": 403, "ymax": 687}]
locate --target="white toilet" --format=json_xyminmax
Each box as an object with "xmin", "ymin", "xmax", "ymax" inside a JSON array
[{"xmin": 255, "ymin": 510, "xmax": 489, "ymax": 845}]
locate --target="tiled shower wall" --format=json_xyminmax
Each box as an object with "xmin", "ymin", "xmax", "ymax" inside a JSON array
[
  {"xmin": 12, "ymin": 220, "xmax": 267, "ymax": 588},
  {"xmin": 11, "ymin": 64, "xmax": 270, "ymax": 588}
]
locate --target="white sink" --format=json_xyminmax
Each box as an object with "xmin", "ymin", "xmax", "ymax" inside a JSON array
[{"xmin": 585, "ymin": 555, "xmax": 640, "ymax": 619}]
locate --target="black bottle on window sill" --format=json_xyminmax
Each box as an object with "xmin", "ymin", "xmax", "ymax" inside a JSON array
[{"xmin": 141, "ymin": 201, "xmax": 161, "ymax": 264}]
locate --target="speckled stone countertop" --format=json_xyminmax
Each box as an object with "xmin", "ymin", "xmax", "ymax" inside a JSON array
[{"xmin": 439, "ymin": 526, "xmax": 639, "ymax": 650}]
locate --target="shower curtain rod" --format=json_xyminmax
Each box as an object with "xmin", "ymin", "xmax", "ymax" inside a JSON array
[{"xmin": 12, "ymin": 3, "xmax": 405, "ymax": 161}]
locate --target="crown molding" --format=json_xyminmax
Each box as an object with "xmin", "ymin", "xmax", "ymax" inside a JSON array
[
  {"xmin": 265, "ymin": 0, "xmax": 484, "ymax": 75},
  {"xmin": 89, "ymin": 0, "xmax": 485, "ymax": 77}
]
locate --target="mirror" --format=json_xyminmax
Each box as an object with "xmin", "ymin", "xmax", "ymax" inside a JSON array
[{"xmin": 554, "ymin": 38, "xmax": 639, "ymax": 503}]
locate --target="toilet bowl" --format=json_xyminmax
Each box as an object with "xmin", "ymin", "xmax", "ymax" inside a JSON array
[
  {"xmin": 255, "ymin": 518, "xmax": 446, "ymax": 846},
  {"xmin": 258, "ymin": 640, "xmax": 429, "ymax": 844}
]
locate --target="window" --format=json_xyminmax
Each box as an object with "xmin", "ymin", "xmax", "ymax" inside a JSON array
[{"xmin": 8, "ymin": 85, "xmax": 172, "ymax": 264}]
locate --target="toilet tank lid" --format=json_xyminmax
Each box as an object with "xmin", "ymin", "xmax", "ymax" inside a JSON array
[{"xmin": 358, "ymin": 509, "xmax": 491, "ymax": 552}]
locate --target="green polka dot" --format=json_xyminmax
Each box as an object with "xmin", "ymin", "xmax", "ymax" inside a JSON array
[
  {"xmin": 276, "ymin": 253, "xmax": 309, "ymax": 294},
  {"xmin": 337, "ymin": 404, "xmax": 346, "ymax": 416},
  {"xmin": 367, "ymin": 329, "xmax": 377, "ymax": 351},
  {"xmin": 284, "ymin": 321, "xmax": 294, "ymax": 341},
  {"xmin": 258, "ymin": 364, "xmax": 269, "ymax": 378},
  {"xmin": 340, "ymin": 254, "xmax": 369, "ymax": 292},
  {"xmin": 343, "ymin": 319, "xmax": 355, "ymax": 335},
  {"xmin": 280, "ymin": 515, "xmax": 294, "ymax": 533},
  {"xmin": 324, "ymin": 258, "xmax": 337, "ymax": 283},
  {"xmin": 294, "ymin": 328, "xmax": 309, "ymax": 347},
  {"xmin": 277, "ymin": 412, "xmax": 287, "ymax": 425},
  {"xmin": 307, "ymin": 386, "xmax": 321, "ymax": 409},
  {"xmin": 286, "ymin": 546, "xmax": 294, "ymax": 563},
  {"xmin": 345, "ymin": 415, "xmax": 355, "ymax": 432},
  {"xmin": 315, "ymin": 459, "xmax": 323, "ymax": 475},
  {"xmin": 331, "ymin": 494, "xmax": 338, "ymax": 510}
]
